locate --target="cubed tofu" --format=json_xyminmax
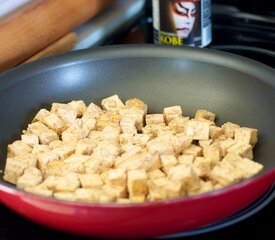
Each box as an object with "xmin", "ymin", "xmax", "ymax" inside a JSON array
[
  {"xmin": 234, "ymin": 127, "xmax": 258, "ymax": 146},
  {"xmin": 37, "ymin": 151, "xmax": 59, "ymax": 175},
  {"xmin": 209, "ymin": 126, "xmax": 224, "ymax": 139},
  {"xmin": 32, "ymin": 144, "xmax": 51, "ymax": 154},
  {"xmin": 7, "ymin": 140, "xmax": 32, "ymax": 157},
  {"xmin": 168, "ymin": 116, "xmax": 189, "ymax": 133},
  {"xmin": 217, "ymin": 138, "xmax": 236, "ymax": 157},
  {"xmin": 101, "ymin": 94, "xmax": 125, "ymax": 112},
  {"xmin": 222, "ymin": 152, "xmax": 263, "ymax": 178},
  {"xmin": 103, "ymin": 184, "xmax": 127, "ymax": 199},
  {"xmin": 102, "ymin": 125, "xmax": 121, "ymax": 145},
  {"xmin": 96, "ymin": 113, "xmax": 121, "ymax": 131},
  {"xmin": 167, "ymin": 165, "xmax": 201, "ymax": 193},
  {"xmin": 183, "ymin": 144, "xmax": 203, "ymax": 157},
  {"xmin": 41, "ymin": 112, "xmax": 64, "ymax": 134},
  {"xmin": 227, "ymin": 142, "xmax": 253, "ymax": 159},
  {"xmin": 44, "ymin": 173, "xmax": 80, "ymax": 192},
  {"xmin": 145, "ymin": 114, "xmax": 165, "ymax": 125},
  {"xmin": 25, "ymin": 183, "xmax": 53, "ymax": 197},
  {"xmin": 163, "ymin": 106, "xmax": 182, "ymax": 124},
  {"xmin": 146, "ymin": 140, "xmax": 174, "ymax": 155},
  {"xmin": 79, "ymin": 173, "xmax": 104, "ymax": 188},
  {"xmin": 147, "ymin": 169, "xmax": 166, "ymax": 179},
  {"xmin": 203, "ymin": 142, "xmax": 222, "ymax": 166},
  {"xmin": 67, "ymin": 100, "xmax": 87, "ymax": 117},
  {"xmin": 178, "ymin": 154, "xmax": 194, "ymax": 167},
  {"xmin": 62, "ymin": 154, "xmax": 90, "ymax": 174},
  {"xmin": 133, "ymin": 133, "xmax": 151, "ymax": 147},
  {"xmin": 21, "ymin": 134, "xmax": 39, "ymax": 147},
  {"xmin": 119, "ymin": 133, "xmax": 134, "ymax": 146},
  {"xmin": 16, "ymin": 167, "xmax": 43, "ymax": 189},
  {"xmin": 127, "ymin": 169, "xmax": 148, "ymax": 197},
  {"xmin": 142, "ymin": 123, "xmax": 166, "ymax": 138},
  {"xmin": 125, "ymin": 98, "xmax": 148, "ymax": 114},
  {"xmin": 210, "ymin": 162, "xmax": 243, "ymax": 187},
  {"xmin": 171, "ymin": 133, "xmax": 193, "ymax": 154},
  {"xmin": 147, "ymin": 187, "xmax": 167, "ymax": 201},
  {"xmin": 189, "ymin": 180, "xmax": 214, "ymax": 196},
  {"xmin": 54, "ymin": 192, "xmax": 76, "ymax": 201},
  {"xmin": 92, "ymin": 141, "xmax": 120, "ymax": 164},
  {"xmin": 27, "ymin": 122, "xmax": 50, "ymax": 135},
  {"xmin": 74, "ymin": 188, "xmax": 100, "ymax": 202},
  {"xmin": 38, "ymin": 130, "xmax": 59, "ymax": 145},
  {"xmin": 119, "ymin": 108, "xmax": 145, "ymax": 131},
  {"xmin": 75, "ymin": 138, "xmax": 96, "ymax": 155},
  {"xmin": 32, "ymin": 109, "xmax": 50, "ymax": 122},
  {"xmin": 195, "ymin": 109, "xmax": 216, "ymax": 122},
  {"xmin": 51, "ymin": 103, "xmax": 78, "ymax": 126},
  {"xmin": 52, "ymin": 144, "xmax": 75, "ymax": 160},
  {"xmin": 3, "ymin": 157, "xmax": 29, "ymax": 184},
  {"xmin": 193, "ymin": 157, "xmax": 212, "ymax": 177},
  {"xmin": 120, "ymin": 115, "xmax": 137, "ymax": 134},
  {"xmin": 107, "ymin": 168, "xmax": 127, "ymax": 187},
  {"xmin": 186, "ymin": 120, "xmax": 209, "ymax": 140},
  {"xmin": 222, "ymin": 122, "xmax": 240, "ymax": 138},
  {"xmin": 160, "ymin": 154, "xmax": 178, "ymax": 174},
  {"xmin": 82, "ymin": 102, "xmax": 103, "ymax": 121}
]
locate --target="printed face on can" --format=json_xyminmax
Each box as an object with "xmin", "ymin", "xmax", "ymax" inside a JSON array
[{"xmin": 170, "ymin": 0, "xmax": 197, "ymax": 39}]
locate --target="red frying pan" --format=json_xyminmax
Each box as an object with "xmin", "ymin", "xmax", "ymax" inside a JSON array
[{"xmin": 0, "ymin": 44, "xmax": 274, "ymax": 238}]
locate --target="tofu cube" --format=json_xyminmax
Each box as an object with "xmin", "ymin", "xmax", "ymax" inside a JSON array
[
  {"xmin": 209, "ymin": 126, "xmax": 224, "ymax": 139},
  {"xmin": 107, "ymin": 168, "xmax": 127, "ymax": 187},
  {"xmin": 44, "ymin": 173, "xmax": 80, "ymax": 192},
  {"xmin": 145, "ymin": 114, "xmax": 165, "ymax": 125},
  {"xmin": 120, "ymin": 115, "xmax": 137, "ymax": 134},
  {"xmin": 38, "ymin": 130, "xmax": 59, "ymax": 145},
  {"xmin": 82, "ymin": 102, "xmax": 103, "ymax": 121},
  {"xmin": 195, "ymin": 109, "xmax": 216, "ymax": 122},
  {"xmin": 21, "ymin": 134, "xmax": 39, "ymax": 147},
  {"xmin": 183, "ymin": 144, "xmax": 203, "ymax": 157},
  {"xmin": 234, "ymin": 127, "xmax": 258, "ymax": 146},
  {"xmin": 16, "ymin": 167, "xmax": 43, "ymax": 189},
  {"xmin": 27, "ymin": 122, "xmax": 50, "ymax": 135},
  {"xmin": 75, "ymin": 138, "xmax": 96, "ymax": 155},
  {"xmin": 32, "ymin": 109, "xmax": 50, "ymax": 122},
  {"xmin": 193, "ymin": 157, "xmax": 212, "ymax": 177},
  {"xmin": 125, "ymin": 98, "xmax": 148, "ymax": 114},
  {"xmin": 203, "ymin": 142, "xmax": 222, "ymax": 166},
  {"xmin": 147, "ymin": 169, "xmax": 166, "ymax": 179},
  {"xmin": 163, "ymin": 106, "xmax": 182, "ymax": 124},
  {"xmin": 127, "ymin": 169, "xmax": 148, "ymax": 197},
  {"xmin": 227, "ymin": 142, "xmax": 253, "ymax": 159},
  {"xmin": 79, "ymin": 173, "xmax": 103, "ymax": 188},
  {"xmin": 101, "ymin": 94, "xmax": 125, "ymax": 112},
  {"xmin": 168, "ymin": 116, "xmax": 189, "ymax": 133},
  {"xmin": 41, "ymin": 112, "xmax": 64, "ymax": 134},
  {"xmin": 160, "ymin": 154, "xmax": 178, "ymax": 173},
  {"xmin": 178, "ymin": 154, "xmax": 194, "ymax": 167},
  {"xmin": 67, "ymin": 100, "xmax": 87, "ymax": 117},
  {"xmin": 222, "ymin": 122, "xmax": 240, "ymax": 138},
  {"xmin": 51, "ymin": 103, "xmax": 78, "ymax": 126},
  {"xmin": 7, "ymin": 140, "xmax": 32, "ymax": 157},
  {"xmin": 186, "ymin": 120, "xmax": 209, "ymax": 140},
  {"xmin": 120, "ymin": 108, "xmax": 145, "ymax": 131},
  {"xmin": 171, "ymin": 133, "xmax": 193, "ymax": 154}
]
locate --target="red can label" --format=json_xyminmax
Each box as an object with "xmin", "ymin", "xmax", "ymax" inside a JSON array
[{"xmin": 153, "ymin": 0, "xmax": 212, "ymax": 47}]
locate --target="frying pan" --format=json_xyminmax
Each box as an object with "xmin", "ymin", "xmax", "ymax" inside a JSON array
[{"xmin": 0, "ymin": 44, "xmax": 274, "ymax": 238}]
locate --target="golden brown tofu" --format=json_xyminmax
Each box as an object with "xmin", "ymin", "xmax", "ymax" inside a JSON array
[
  {"xmin": 127, "ymin": 169, "xmax": 148, "ymax": 198},
  {"xmin": 183, "ymin": 144, "xmax": 203, "ymax": 157},
  {"xmin": 67, "ymin": 100, "xmax": 87, "ymax": 117},
  {"xmin": 171, "ymin": 133, "xmax": 193, "ymax": 154},
  {"xmin": 186, "ymin": 120, "xmax": 210, "ymax": 140},
  {"xmin": 234, "ymin": 127, "xmax": 258, "ymax": 146},
  {"xmin": 222, "ymin": 122, "xmax": 240, "ymax": 138},
  {"xmin": 101, "ymin": 94, "xmax": 125, "ymax": 112},
  {"xmin": 82, "ymin": 102, "xmax": 103, "ymax": 121},
  {"xmin": 195, "ymin": 109, "xmax": 216, "ymax": 122},
  {"xmin": 145, "ymin": 114, "xmax": 165, "ymax": 125},
  {"xmin": 163, "ymin": 106, "xmax": 183, "ymax": 124},
  {"xmin": 107, "ymin": 168, "xmax": 127, "ymax": 187},
  {"xmin": 79, "ymin": 173, "xmax": 104, "ymax": 188},
  {"xmin": 7, "ymin": 140, "xmax": 32, "ymax": 157},
  {"xmin": 41, "ymin": 112, "xmax": 65, "ymax": 134},
  {"xmin": 168, "ymin": 116, "xmax": 189, "ymax": 133},
  {"xmin": 17, "ymin": 167, "xmax": 43, "ymax": 189},
  {"xmin": 38, "ymin": 130, "xmax": 59, "ymax": 145},
  {"xmin": 21, "ymin": 134, "xmax": 39, "ymax": 147},
  {"xmin": 51, "ymin": 103, "xmax": 78, "ymax": 126},
  {"xmin": 125, "ymin": 98, "xmax": 148, "ymax": 114}
]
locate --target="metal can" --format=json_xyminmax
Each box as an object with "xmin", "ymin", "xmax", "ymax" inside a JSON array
[{"xmin": 152, "ymin": 0, "xmax": 212, "ymax": 47}]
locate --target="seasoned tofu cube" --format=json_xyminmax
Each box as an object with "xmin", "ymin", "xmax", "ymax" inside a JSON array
[
  {"xmin": 189, "ymin": 180, "xmax": 214, "ymax": 196},
  {"xmin": 38, "ymin": 130, "xmax": 59, "ymax": 145},
  {"xmin": 44, "ymin": 173, "xmax": 80, "ymax": 192},
  {"xmin": 7, "ymin": 140, "xmax": 32, "ymax": 157},
  {"xmin": 168, "ymin": 165, "xmax": 201, "ymax": 194},
  {"xmin": 203, "ymin": 142, "xmax": 222, "ymax": 166},
  {"xmin": 195, "ymin": 109, "xmax": 216, "ymax": 122},
  {"xmin": 101, "ymin": 94, "xmax": 125, "ymax": 112},
  {"xmin": 102, "ymin": 125, "xmax": 121, "ymax": 145},
  {"xmin": 3, "ymin": 157, "xmax": 29, "ymax": 184},
  {"xmin": 164, "ymin": 180, "xmax": 184, "ymax": 198},
  {"xmin": 32, "ymin": 144, "xmax": 51, "ymax": 154},
  {"xmin": 96, "ymin": 113, "xmax": 121, "ymax": 131},
  {"xmin": 67, "ymin": 100, "xmax": 87, "ymax": 117},
  {"xmin": 37, "ymin": 151, "xmax": 59, "ymax": 174},
  {"xmin": 41, "ymin": 112, "xmax": 64, "ymax": 134},
  {"xmin": 145, "ymin": 114, "xmax": 165, "ymax": 125},
  {"xmin": 198, "ymin": 139, "xmax": 213, "ymax": 148},
  {"xmin": 147, "ymin": 187, "xmax": 167, "ymax": 201},
  {"xmin": 160, "ymin": 154, "xmax": 178, "ymax": 173},
  {"xmin": 120, "ymin": 115, "xmax": 137, "ymax": 134},
  {"xmin": 82, "ymin": 102, "xmax": 103, "ymax": 121},
  {"xmin": 52, "ymin": 144, "xmax": 75, "ymax": 160},
  {"xmin": 171, "ymin": 133, "xmax": 193, "ymax": 154},
  {"xmin": 120, "ymin": 108, "xmax": 145, "ymax": 131},
  {"xmin": 50, "ymin": 103, "xmax": 78, "ymax": 126},
  {"xmin": 163, "ymin": 106, "xmax": 182, "ymax": 124},
  {"xmin": 74, "ymin": 188, "xmax": 100, "ymax": 202},
  {"xmin": 222, "ymin": 152, "xmax": 263, "ymax": 178},
  {"xmin": 146, "ymin": 140, "xmax": 174, "ymax": 155},
  {"xmin": 107, "ymin": 168, "xmax": 127, "ymax": 187},
  {"xmin": 234, "ymin": 127, "xmax": 258, "ymax": 146},
  {"xmin": 32, "ymin": 109, "xmax": 50, "ymax": 122},
  {"xmin": 133, "ymin": 133, "xmax": 151, "ymax": 146},
  {"xmin": 178, "ymin": 154, "xmax": 194, "ymax": 167},
  {"xmin": 142, "ymin": 123, "xmax": 166, "ymax": 137},
  {"xmin": 125, "ymin": 98, "xmax": 148, "ymax": 114},
  {"xmin": 193, "ymin": 157, "xmax": 212, "ymax": 177},
  {"xmin": 147, "ymin": 169, "xmax": 166, "ymax": 179},
  {"xmin": 127, "ymin": 169, "xmax": 148, "ymax": 198},
  {"xmin": 186, "ymin": 120, "xmax": 209, "ymax": 140},
  {"xmin": 25, "ymin": 183, "xmax": 53, "ymax": 197},
  {"xmin": 79, "ymin": 173, "xmax": 103, "ymax": 188},
  {"xmin": 21, "ymin": 134, "xmax": 39, "ymax": 147},
  {"xmin": 103, "ymin": 184, "xmax": 127, "ymax": 199},
  {"xmin": 119, "ymin": 133, "xmax": 134, "ymax": 146},
  {"xmin": 121, "ymin": 143, "xmax": 143, "ymax": 158},
  {"xmin": 27, "ymin": 122, "xmax": 50, "ymax": 135},
  {"xmin": 88, "ymin": 130, "xmax": 104, "ymax": 143},
  {"xmin": 183, "ymin": 144, "xmax": 203, "ymax": 157},
  {"xmin": 62, "ymin": 154, "xmax": 90, "ymax": 174},
  {"xmin": 210, "ymin": 162, "xmax": 243, "ymax": 187},
  {"xmin": 142, "ymin": 152, "xmax": 161, "ymax": 172},
  {"xmin": 209, "ymin": 126, "xmax": 224, "ymax": 139},
  {"xmin": 92, "ymin": 141, "xmax": 120, "ymax": 164},
  {"xmin": 16, "ymin": 167, "xmax": 43, "ymax": 189},
  {"xmin": 227, "ymin": 142, "xmax": 253, "ymax": 159},
  {"xmin": 75, "ymin": 138, "xmax": 96, "ymax": 155},
  {"xmin": 168, "ymin": 116, "xmax": 189, "ymax": 133},
  {"xmin": 54, "ymin": 192, "xmax": 76, "ymax": 201},
  {"xmin": 222, "ymin": 122, "xmax": 240, "ymax": 138},
  {"xmin": 217, "ymin": 138, "xmax": 236, "ymax": 157}
]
